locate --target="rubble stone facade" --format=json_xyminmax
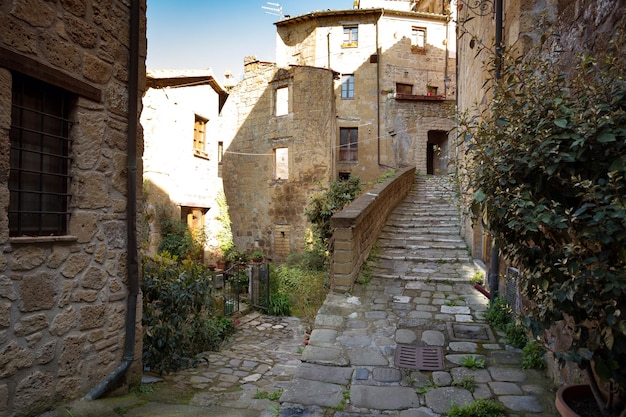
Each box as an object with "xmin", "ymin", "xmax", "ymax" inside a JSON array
[
  {"xmin": 220, "ymin": 62, "xmax": 336, "ymax": 260},
  {"xmin": 0, "ymin": 1, "xmax": 146, "ymax": 415}
]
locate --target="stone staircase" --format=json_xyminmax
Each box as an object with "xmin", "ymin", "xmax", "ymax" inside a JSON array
[{"xmin": 375, "ymin": 174, "xmax": 476, "ymax": 282}]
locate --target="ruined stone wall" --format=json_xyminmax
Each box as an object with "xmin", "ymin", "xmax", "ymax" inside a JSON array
[
  {"xmin": 0, "ymin": 1, "xmax": 146, "ymax": 415},
  {"xmin": 220, "ymin": 64, "xmax": 336, "ymax": 260}
]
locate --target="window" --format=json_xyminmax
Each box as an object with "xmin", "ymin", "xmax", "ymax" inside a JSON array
[
  {"xmin": 411, "ymin": 27, "xmax": 426, "ymax": 53},
  {"xmin": 9, "ymin": 73, "xmax": 73, "ymax": 237},
  {"xmin": 396, "ymin": 83, "xmax": 413, "ymax": 95},
  {"xmin": 217, "ymin": 141, "xmax": 223, "ymax": 164},
  {"xmin": 193, "ymin": 115, "xmax": 208, "ymax": 157},
  {"xmin": 343, "ymin": 25, "xmax": 358, "ymax": 47},
  {"xmin": 341, "ymin": 75, "xmax": 355, "ymax": 99},
  {"xmin": 339, "ymin": 128, "xmax": 358, "ymax": 162},
  {"xmin": 275, "ymin": 86, "xmax": 288, "ymax": 116},
  {"xmin": 275, "ymin": 148, "xmax": 289, "ymax": 179}
]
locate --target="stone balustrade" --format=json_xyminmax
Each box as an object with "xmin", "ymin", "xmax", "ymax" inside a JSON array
[{"xmin": 330, "ymin": 166, "xmax": 416, "ymax": 292}]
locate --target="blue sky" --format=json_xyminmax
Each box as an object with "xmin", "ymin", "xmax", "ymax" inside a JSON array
[{"xmin": 147, "ymin": 0, "xmax": 353, "ymax": 82}]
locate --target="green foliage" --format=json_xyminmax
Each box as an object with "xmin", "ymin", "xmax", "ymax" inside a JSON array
[
  {"xmin": 521, "ymin": 341, "xmax": 547, "ymax": 370},
  {"xmin": 155, "ymin": 207, "xmax": 205, "ymax": 261},
  {"xmin": 460, "ymin": 356, "xmax": 485, "ymax": 369},
  {"xmin": 141, "ymin": 253, "xmax": 235, "ymax": 374},
  {"xmin": 305, "ymin": 176, "xmax": 362, "ymax": 251},
  {"xmin": 470, "ymin": 271, "xmax": 484, "ymax": 285},
  {"xmin": 216, "ymin": 190, "xmax": 234, "ymax": 255},
  {"xmin": 459, "ymin": 31, "xmax": 626, "ymax": 410},
  {"xmin": 483, "ymin": 296, "xmax": 512, "ymax": 331},
  {"xmin": 415, "ymin": 380, "xmax": 437, "ymax": 394},
  {"xmin": 254, "ymin": 389, "xmax": 283, "ymax": 401},
  {"xmin": 447, "ymin": 399, "xmax": 506, "ymax": 417},
  {"xmin": 268, "ymin": 293, "xmax": 291, "ymax": 316},
  {"xmin": 504, "ymin": 322, "xmax": 528, "ymax": 349},
  {"xmin": 271, "ymin": 250, "xmax": 329, "ymax": 323},
  {"xmin": 452, "ymin": 375, "xmax": 477, "ymax": 393}
]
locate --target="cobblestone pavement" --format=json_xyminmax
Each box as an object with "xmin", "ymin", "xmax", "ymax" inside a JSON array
[{"xmin": 49, "ymin": 176, "xmax": 559, "ymax": 416}]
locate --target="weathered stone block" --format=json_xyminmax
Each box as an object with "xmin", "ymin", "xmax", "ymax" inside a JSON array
[
  {"xmin": 10, "ymin": 0, "xmax": 56, "ymax": 27},
  {"xmin": 79, "ymin": 304, "xmax": 106, "ymax": 330},
  {"xmin": 19, "ymin": 272, "xmax": 57, "ymax": 312},
  {"xmin": 14, "ymin": 371, "xmax": 54, "ymax": 416},
  {"xmin": 0, "ymin": 301, "xmax": 10, "ymax": 327},
  {"xmin": 14, "ymin": 313, "xmax": 48, "ymax": 337},
  {"xmin": 0, "ymin": 341, "xmax": 34, "ymax": 378},
  {"xmin": 51, "ymin": 307, "xmax": 77, "ymax": 336},
  {"xmin": 46, "ymin": 246, "xmax": 71, "ymax": 269},
  {"xmin": 67, "ymin": 208, "xmax": 98, "ymax": 242},
  {"xmin": 58, "ymin": 335, "xmax": 86, "ymax": 377},
  {"xmin": 10, "ymin": 246, "xmax": 46, "ymax": 271},
  {"xmin": 103, "ymin": 221, "xmax": 126, "ymax": 249},
  {"xmin": 61, "ymin": 253, "xmax": 90, "ymax": 278},
  {"xmin": 81, "ymin": 266, "xmax": 107, "ymax": 289},
  {"xmin": 37, "ymin": 340, "xmax": 57, "ymax": 365},
  {"xmin": 0, "ymin": 275, "xmax": 16, "ymax": 300}
]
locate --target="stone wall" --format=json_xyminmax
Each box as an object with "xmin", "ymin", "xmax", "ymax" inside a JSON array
[
  {"xmin": 220, "ymin": 63, "xmax": 336, "ymax": 260},
  {"xmin": 330, "ymin": 166, "xmax": 416, "ymax": 292},
  {"xmin": 0, "ymin": 1, "xmax": 146, "ymax": 415}
]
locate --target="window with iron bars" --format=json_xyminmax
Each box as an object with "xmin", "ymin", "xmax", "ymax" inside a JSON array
[{"xmin": 9, "ymin": 73, "xmax": 74, "ymax": 236}]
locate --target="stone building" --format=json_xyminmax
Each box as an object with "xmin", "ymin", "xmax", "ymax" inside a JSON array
[
  {"xmin": 220, "ymin": 61, "xmax": 336, "ymax": 260},
  {"xmin": 141, "ymin": 70, "xmax": 228, "ymax": 263},
  {"xmin": 275, "ymin": 0, "xmax": 457, "ymax": 182},
  {"xmin": 0, "ymin": 1, "xmax": 146, "ymax": 415}
]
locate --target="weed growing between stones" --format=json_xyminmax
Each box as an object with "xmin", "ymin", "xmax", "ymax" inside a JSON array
[
  {"xmin": 460, "ymin": 356, "xmax": 485, "ymax": 369},
  {"xmin": 447, "ymin": 398, "xmax": 506, "ymax": 417}
]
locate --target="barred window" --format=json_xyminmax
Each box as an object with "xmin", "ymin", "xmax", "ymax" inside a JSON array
[{"xmin": 9, "ymin": 73, "xmax": 73, "ymax": 236}]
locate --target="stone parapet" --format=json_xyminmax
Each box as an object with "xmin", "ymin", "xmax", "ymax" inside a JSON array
[{"xmin": 329, "ymin": 166, "xmax": 415, "ymax": 291}]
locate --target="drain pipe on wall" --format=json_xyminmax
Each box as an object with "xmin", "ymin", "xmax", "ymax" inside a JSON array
[
  {"xmin": 487, "ymin": 0, "xmax": 504, "ymax": 300},
  {"xmin": 86, "ymin": 0, "xmax": 141, "ymax": 400}
]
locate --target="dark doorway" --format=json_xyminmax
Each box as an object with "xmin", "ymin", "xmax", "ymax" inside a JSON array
[{"xmin": 427, "ymin": 130, "xmax": 449, "ymax": 175}]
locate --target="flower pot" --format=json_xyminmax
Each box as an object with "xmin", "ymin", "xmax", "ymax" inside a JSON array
[
  {"xmin": 555, "ymin": 384, "xmax": 596, "ymax": 417},
  {"xmin": 216, "ymin": 260, "xmax": 227, "ymax": 270}
]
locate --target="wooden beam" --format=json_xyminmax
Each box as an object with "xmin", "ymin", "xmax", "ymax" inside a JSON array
[{"xmin": 0, "ymin": 46, "xmax": 102, "ymax": 102}]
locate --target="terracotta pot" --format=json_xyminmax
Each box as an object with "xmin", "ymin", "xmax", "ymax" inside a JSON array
[{"xmin": 555, "ymin": 384, "xmax": 594, "ymax": 417}]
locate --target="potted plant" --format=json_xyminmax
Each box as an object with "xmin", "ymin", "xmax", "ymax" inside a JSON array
[
  {"xmin": 251, "ymin": 251, "xmax": 264, "ymax": 263},
  {"xmin": 459, "ymin": 35, "xmax": 626, "ymax": 417}
]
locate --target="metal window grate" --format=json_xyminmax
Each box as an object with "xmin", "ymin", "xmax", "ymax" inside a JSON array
[{"xmin": 9, "ymin": 73, "xmax": 73, "ymax": 237}]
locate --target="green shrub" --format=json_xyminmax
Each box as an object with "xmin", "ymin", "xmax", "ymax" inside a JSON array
[
  {"xmin": 268, "ymin": 293, "xmax": 291, "ymax": 316},
  {"xmin": 522, "ymin": 341, "xmax": 546, "ymax": 370},
  {"xmin": 447, "ymin": 399, "xmax": 506, "ymax": 417},
  {"xmin": 460, "ymin": 356, "xmax": 485, "ymax": 369},
  {"xmin": 142, "ymin": 254, "xmax": 235, "ymax": 373},
  {"xmin": 156, "ymin": 208, "xmax": 205, "ymax": 261},
  {"xmin": 483, "ymin": 296, "xmax": 512, "ymax": 331},
  {"xmin": 305, "ymin": 176, "xmax": 362, "ymax": 252},
  {"xmin": 504, "ymin": 322, "xmax": 528, "ymax": 349},
  {"xmin": 272, "ymin": 254, "xmax": 328, "ymax": 323}
]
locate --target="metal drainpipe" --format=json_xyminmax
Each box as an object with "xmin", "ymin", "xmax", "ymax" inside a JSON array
[
  {"xmin": 488, "ymin": 0, "xmax": 504, "ymax": 300},
  {"xmin": 376, "ymin": 10, "xmax": 394, "ymax": 169},
  {"xmin": 86, "ymin": 0, "xmax": 140, "ymax": 400}
]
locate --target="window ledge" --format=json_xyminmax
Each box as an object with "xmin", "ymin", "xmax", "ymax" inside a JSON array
[
  {"xmin": 193, "ymin": 149, "xmax": 210, "ymax": 160},
  {"xmin": 342, "ymin": 42, "xmax": 358, "ymax": 48},
  {"xmin": 10, "ymin": 235, "xmax": 78, "ymax": 244}
]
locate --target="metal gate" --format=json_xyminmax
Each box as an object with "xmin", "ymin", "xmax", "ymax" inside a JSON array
[
  {"xmin": 221, "ymin": 263, "xmax": 242, "ymax": 316},
  {"xmin": 250, "ymin": 263, "xmax": 270, "ymax": 312}
]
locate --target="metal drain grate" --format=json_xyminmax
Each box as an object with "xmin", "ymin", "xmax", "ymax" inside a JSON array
[{"xmin": 394, "ymin": 344, "xmax": 444, "ymax": 371}]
